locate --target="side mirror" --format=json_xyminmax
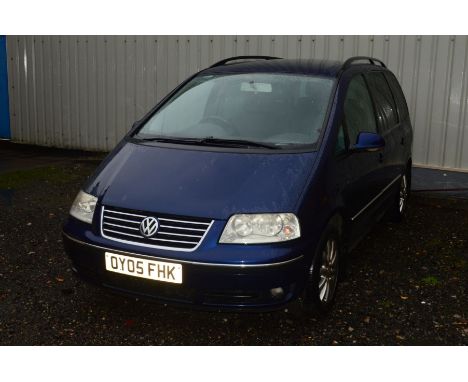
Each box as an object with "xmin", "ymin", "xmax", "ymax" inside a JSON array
[{"xmin": 351, "ymin": 132, "xmax": 385, "ymax": 152}]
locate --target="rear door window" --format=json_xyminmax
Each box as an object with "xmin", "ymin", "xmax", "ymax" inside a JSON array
[
  {"xmin": 365, "ymin": 71, "xmax": 399, "ymax": 131},
  {"xmin": 344, "ymin": 75, "xmax": 377, "ymax": 145},
  {"xmin": 384, "ymin": 72, "xmax": 409, "ymax": 121}
]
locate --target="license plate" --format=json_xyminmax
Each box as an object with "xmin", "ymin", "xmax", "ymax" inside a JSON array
[{"xmin": 105, "ymin": 252, "xmax": 182, "ymax": 284}]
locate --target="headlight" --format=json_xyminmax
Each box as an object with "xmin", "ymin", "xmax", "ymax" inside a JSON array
[
  {"xmin": 69, "ymin": 190, "xmax": 97, "ymax": 224},
  {"xmin": 219, "ymin": 213, "xmax": 300, "ymax": 244}
]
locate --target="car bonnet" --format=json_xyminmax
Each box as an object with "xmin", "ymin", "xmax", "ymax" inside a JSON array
[{"xmin": 84, "ymin": 142, "xmax": 318, "ymax": 220}]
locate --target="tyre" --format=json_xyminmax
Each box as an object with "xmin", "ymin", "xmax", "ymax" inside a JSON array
[
  {"xmin": 388, "ymin": 169, "xmax": 410, "ymax": 222},
  {"xmin": 302, "ymin": 225, "xmax": 341, "ymax": 315}
]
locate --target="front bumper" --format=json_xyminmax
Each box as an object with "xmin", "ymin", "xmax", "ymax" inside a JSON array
[{"xmin": 63, "ymin": 232, "xmax": 309, "ymax": 311}]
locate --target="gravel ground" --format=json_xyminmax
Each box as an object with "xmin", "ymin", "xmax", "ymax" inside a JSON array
[{"xmin": 0, "ymin": 160, "xmax": 467, "ymax": 345}]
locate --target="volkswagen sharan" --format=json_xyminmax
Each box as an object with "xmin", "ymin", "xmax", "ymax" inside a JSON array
[{"xmin": 63, "ymin": 56, "xmax": 413, "ymax": 313}]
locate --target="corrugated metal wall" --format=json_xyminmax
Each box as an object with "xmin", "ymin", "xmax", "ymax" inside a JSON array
[{"xmin": 5, "ymin": 35, "xmax": 468, "ymax": 170}]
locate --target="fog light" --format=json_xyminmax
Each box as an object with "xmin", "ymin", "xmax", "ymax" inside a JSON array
[{"xmin": 270, "ymin": 287, "xmax": 284, "ymax": 298}]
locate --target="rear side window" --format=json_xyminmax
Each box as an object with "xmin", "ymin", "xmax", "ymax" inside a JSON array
[
  {"xmin": 335, "ymin": 124, "xmax": 347, "ymax": 155},
  {"xmin": 365, "ymin": 71, "xmax": 398, "ymax": 130},
  {"xmin": 384, "ymin": 72, "xmax": 409, "ymax": 121},
  {"xmin": 344, "ymin": 75, "xmax": 377, "ymax": 145}
]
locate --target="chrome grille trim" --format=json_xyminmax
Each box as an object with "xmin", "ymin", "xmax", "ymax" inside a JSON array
[
  {"xmin": 103, "ymin": 228, "xmax": 142, "ymax": 238},
  {"xmin": 100, "ymin": 207, "xmax": 213, "ymax": 252},
  {"xmin": 157, "ymin": 231, "xmax": 203, "ymax": 238},
  {"xmin": 104, "ymin": 209, "xmax": 146, "ymax": 218},
  {"xmin": 157, "ymin": 217, "xmax": 210, "ymax": 226},
  {"xmin": 103, "ymin": 222, "xmax": 140, "ymax": 231},
  {"xmin": 105, "ymin": 216, "xmax": 141, "ymax": 224},
  {"xmin": 159, "ymin": 224, "xmax": 206, "ymax": 232},
  {"xmin": 148, "ymin": 237, "xmax": 199, "ymax": 245}
]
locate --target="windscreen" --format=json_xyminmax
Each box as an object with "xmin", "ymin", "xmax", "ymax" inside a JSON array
[{"xmin": 136, "ymin": 73, "xmax": 334, "ymax": 148}]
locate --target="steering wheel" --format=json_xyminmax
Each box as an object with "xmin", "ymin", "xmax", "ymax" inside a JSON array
[{"xmin": 199, "ymin": 116, "xmax": 239, "ymax": 135}]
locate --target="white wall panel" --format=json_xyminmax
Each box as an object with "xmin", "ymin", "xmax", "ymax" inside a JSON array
[{"xmin": 6, "ymin": 35, "xmax": 468, "ymax": 170}]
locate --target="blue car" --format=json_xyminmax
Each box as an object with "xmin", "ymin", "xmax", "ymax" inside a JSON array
[{"xmin": 63, "ymin": 56, "xmax": 413, "ymax": 313}]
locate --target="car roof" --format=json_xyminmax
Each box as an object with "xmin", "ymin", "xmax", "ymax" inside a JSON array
[
  {"xmin": 200, "ymin": 57, "xmax": 387, "ymax": 78},
  {"xmin": 201, "ymin": 58, "xmax": 342, "ymax": 77}
]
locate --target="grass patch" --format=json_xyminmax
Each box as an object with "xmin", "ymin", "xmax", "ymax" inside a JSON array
[
  {"xmin": 458, "ymin": 258, "xmax": 468, "ymax": 270},
  {"xmin": 421, "ymin": 276, "xmax": 440, "ymax": 286},
  {"xmin": 0, "ymin": 165, "xmax": 81, "ymax": 189},
  {"xmin": 425, "ymin": 238, "xmax": 443, "ymax": 250},
  {"xmin": 379, "ymin": 299, "xmax": 393, "ymax": 309}
]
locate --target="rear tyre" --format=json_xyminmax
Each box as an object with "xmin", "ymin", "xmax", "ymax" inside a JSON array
[
  {"xmin": 388, "ymin": 169, "xmax": 410, "ymax": 222},
  {"xmin": 302, "ymin": 226, "xmax": 341, "ymax": 315}
]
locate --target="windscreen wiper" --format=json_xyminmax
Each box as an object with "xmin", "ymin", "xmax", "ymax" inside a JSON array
[
  {"xmin": 199, "ymin": 137, "xmax": 279, "ymax": 149},
  {"xmin": 135, "ymin": 135, "xmax": 279, "ymax": 149},
  {"xmin": 135, "ymin": 135, "xmax": 202, "ymax": 145}
]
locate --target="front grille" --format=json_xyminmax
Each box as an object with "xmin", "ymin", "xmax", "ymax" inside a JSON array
[{"xmin": 100, "ymin": 206, "xmax": 213, "ymax": 251}]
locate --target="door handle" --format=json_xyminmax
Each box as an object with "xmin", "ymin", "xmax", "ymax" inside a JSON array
[
  {"xmin": 401, "ymin": 137, "xmax": 405, "ymax": 145},
  {"xmin": 379, "ymin": 152, "xmax": 384, "ymax": 163}
]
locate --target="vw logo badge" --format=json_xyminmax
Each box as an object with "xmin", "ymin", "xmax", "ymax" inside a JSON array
[{"xmin": 140, "ymin": 216, "xmax": 159, "ymax": 238}]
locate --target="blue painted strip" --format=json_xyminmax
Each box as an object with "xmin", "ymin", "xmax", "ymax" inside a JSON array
[{"xmin": 0, "ymin": 36, "xmax": 11, "ymax": 139}]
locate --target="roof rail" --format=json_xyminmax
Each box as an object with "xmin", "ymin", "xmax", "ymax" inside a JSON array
[
  {"xmin": 209, "ymin": 55, "xmax": 281, "ymax": 68},
  {"xmin": 342, "ymin": 56, "xmax": 387, "ymax": 70}
]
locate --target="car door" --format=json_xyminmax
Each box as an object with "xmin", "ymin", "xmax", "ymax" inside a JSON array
[
  {"xmin": 333, "ymin": 74, "xmax": 388, "ymax": 243},
  {"xmin": 364, "ymin": 70, "xmax": 402, "ymax": 187},
  {"xmin": 384, "ymin": 71, "xmax": 413, "ymax": 166}
]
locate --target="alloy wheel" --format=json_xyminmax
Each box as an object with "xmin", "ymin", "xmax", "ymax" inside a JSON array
[
  {"xmin": 399, "ymin": 174, "xmax": 408, "ymax": 213},
  {"xmin": 312, "ymin": 238, "xmax": 339, "ymax": 303}
]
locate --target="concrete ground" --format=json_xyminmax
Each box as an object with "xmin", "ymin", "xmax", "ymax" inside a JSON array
[
  {"xmin": 0, "ymin": 142, "xmax": 467, "ymax": 345},
  {"xmin": 412, "ymin": 166, "xmax": 468, "ymax": 199}
]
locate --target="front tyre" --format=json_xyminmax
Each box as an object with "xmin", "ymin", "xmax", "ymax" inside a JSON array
[{"xmin": 302, "ymin": 227, "xmax": 341, "ymax": 315}]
